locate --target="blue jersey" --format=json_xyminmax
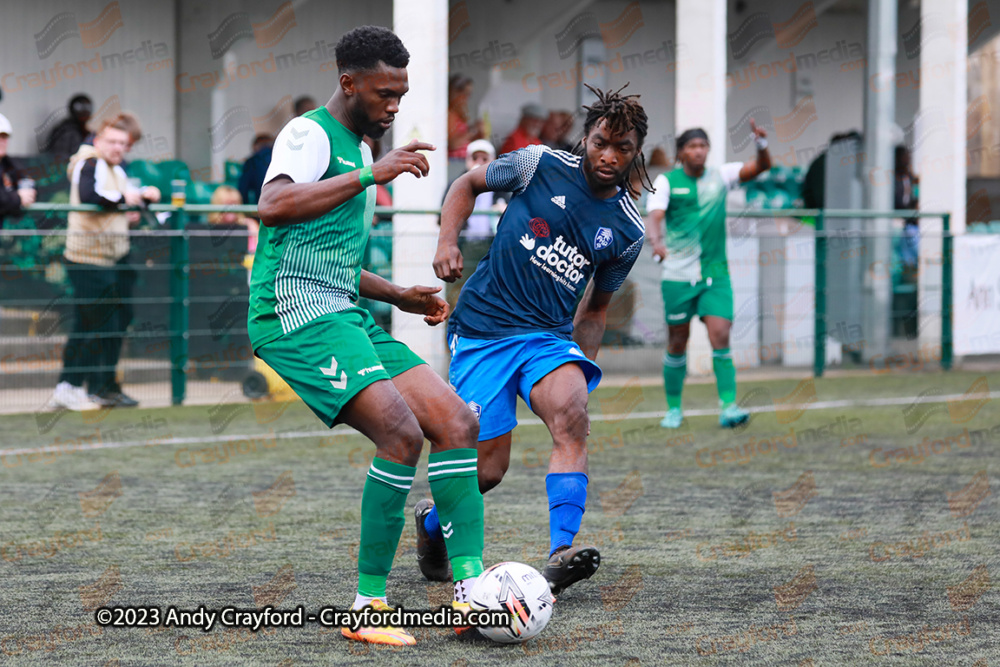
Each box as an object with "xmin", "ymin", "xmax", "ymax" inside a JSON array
[{"xmin": 450, "ymin": 144, "xmax": 645, "ymax": 340}]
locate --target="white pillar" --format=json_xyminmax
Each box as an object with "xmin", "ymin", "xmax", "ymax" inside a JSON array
[
  {"xmin": 675, "ymin": 0, "xmax": 727, "ymax": 375},
  {"xmin": 861, "ymin": 0, "xmax": 896, "ymax": 361},
  {"xmin": 917, "ymin": 0, "xmax": 967, "ymax": 351},
  {"xmin": 392, "ymin": 0, "xmax": 449, "ymax": 376},
  {"xmin": 209, "ymin": 52, "xmax": 237, "ymax": 183},
  {"xmin": 675, "ymin": 0, "xmax": 727, "ymax": 168}
]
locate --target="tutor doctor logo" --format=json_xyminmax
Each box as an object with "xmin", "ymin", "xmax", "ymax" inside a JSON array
[{"xmin": 519, "ymin": 218, "xmax": 592, "ymax": 291}]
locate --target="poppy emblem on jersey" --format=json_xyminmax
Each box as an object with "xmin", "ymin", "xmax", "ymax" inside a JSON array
[
  {"xmin": 594, "ymin": 227, "xmax": 614, "ymax": 250},
  {"xmin": 529, "ymin": 217, "xmax": 550, "ymax": 238}
]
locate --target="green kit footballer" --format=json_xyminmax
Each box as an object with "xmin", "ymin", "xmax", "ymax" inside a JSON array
[
  {"xmin": 251, "ymin": 26, "xmax": 484, "ymax": 645},
  {"xmin": 646, "ymin": 123, "xmax": 771, "ymax": 429}
]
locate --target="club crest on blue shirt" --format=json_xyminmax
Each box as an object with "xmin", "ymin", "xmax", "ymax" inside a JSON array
[{"xmin": 594, "ymin": 227, "xmax": 614, "ymax": 250}]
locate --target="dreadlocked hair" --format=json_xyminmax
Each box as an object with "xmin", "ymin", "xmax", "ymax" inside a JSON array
[{"xmin": 578, "ymin": 82, "xmax": 655, "ymax": 199}]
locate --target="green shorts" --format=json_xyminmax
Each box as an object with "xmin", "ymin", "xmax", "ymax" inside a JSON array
[
  {"xmin": 254, "ymin": 306, "xmax": 425, "ymax": 427},
  {"xmin": 661, "ymin": 276, "xmax": 733, "ymax": 325}
]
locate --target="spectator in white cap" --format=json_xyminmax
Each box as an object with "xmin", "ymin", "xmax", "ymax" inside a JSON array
[
  {"xmin": 0, "ymin": 113, "xmax": 36, "ymax": 228},
  {"xmin": 440, "ymin": 138, "xmax": 508, "ymax": 311},
  {"xmin": 501, "ymin": 102, "xmax": 547, "ymax": 154}
]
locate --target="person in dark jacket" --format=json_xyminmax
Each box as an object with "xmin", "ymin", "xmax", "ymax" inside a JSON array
[
  {"xmin": 44, "ymin": 94, "xmax": 93, "ymax": 158},
  {"xmin": 0, "ymin": 113, "xmax": 37, "ymax": 226},
  {"xmin": 237, "ymin": 134, "xmax": 273, "ymax": 206}
]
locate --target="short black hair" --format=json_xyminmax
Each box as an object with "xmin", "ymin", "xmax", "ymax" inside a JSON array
[
  {"xmin": 676, "ymin": 128, "xmax": 709, "ymax": 153},
  {"xmin": 335, "ymin": 26, "xmax": 409, "ymax": 74},
  {"xmin": 69, "ymin": 93, "xmax": 92, "ymax": 115}
]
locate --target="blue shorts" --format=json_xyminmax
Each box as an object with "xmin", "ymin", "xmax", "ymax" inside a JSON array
[{"xmin": 448, "ymin": 332, "xmax": 603, "ymax": 441}]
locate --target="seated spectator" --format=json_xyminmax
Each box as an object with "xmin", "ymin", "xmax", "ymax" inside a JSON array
[
  {"xmin": 294, "ymin": 96, "xmax": 318, "ymax": 116},
  {"xmin": 49, "ymin": 112, "xmax": 160, "ymax": 411},
  {"xmin": 0, "ymin": 113, "xmax": 36, "ymax": 227},
  {"xmin": 501, "ymin": 102, "xmax": 546, "ymax": 154},
  {"xmin": 238, "ymin": 134, "xmax": 273, "ymax": 206},
  {"xmin": 45, "ymin": 94, "xmax": 93, "ymax": 158},
  {"xmin": 541, "ymin": 110, "xmax": 575, "ymax": 152},
  {"xmin": 209, "ymin": 185, "xmax": 259, "ymax": 253},
  {"xmin": 447, "ymin": 74, "xmax": 483, "ymax": 159}
]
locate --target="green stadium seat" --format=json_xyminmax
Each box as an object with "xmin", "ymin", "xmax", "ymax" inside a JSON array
[
  {"xmin": 126, "ymin": 160, "xmax": 163, "ymax": 190},
  {"xmin": 224, "ymin": 161, "xmax": 243, "ymax": 188},
  {"xmin": 739, "ymin": 166, "xmax": 806, "ymax": 209},
  {"xmin": 186, "ymin": 181, "xmax": 219, "ymax": 205},
  {"xmin": 745, "ymin": 187, "xmax": 768, "ymax": 208},
  {"xmin": 127, "ymin": 159, "xmax": 193, "ymax": 198},
  {"xmin": 157, "ymin": 160, "xmax": 191, "ymax": 187}
]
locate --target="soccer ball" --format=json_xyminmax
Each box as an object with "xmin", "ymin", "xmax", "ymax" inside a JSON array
[{"xmin": 470, "ymin": 561, "xmax": 554, "ymax": 643}]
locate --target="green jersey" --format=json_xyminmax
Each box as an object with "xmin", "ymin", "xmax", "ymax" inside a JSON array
[
  {"xmin": 647, "ymin": 163, "xmax": 743, "ymax": 282},
  {"xmin": 248, "ymin": 107, "xmax": 375, "ymax": 349}
]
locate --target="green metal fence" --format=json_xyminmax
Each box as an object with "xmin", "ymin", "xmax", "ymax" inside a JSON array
[
  {"xmin": 0, "ymin": 203, "xmax": 952, "ymax": 413},
  {"xmin": 736, "ymin": 208, "xmax": 953, "ymax": 376}
]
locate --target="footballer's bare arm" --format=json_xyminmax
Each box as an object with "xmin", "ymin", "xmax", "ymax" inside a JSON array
[
  {"xmin": 359, "ymin": 270, "xmax": 404, "ymax": 305},
  {"xmin": 647, "ymin": 209, "xmax": 667, "ymax": 261},
  {"xmin": 360, "ymin": 271, "xmax": 448, "ymax": 326},
  {"xmin": 738, "ymin": 119, "xmax": 771, "ymax": 182},
  {"xmin": 259, "ymin": 140, "xmax": 434, "ymax": 227},
  {"xmin": 434, "ymin": 167, "xmax": 492, "ymax": 282},
  {"xmin": 573, "ymin": 281, "xmax": 614, "ymax": 361},
  {"xmin": 258, "ymin": 174, "xmax": 367, "ymax": 227}
]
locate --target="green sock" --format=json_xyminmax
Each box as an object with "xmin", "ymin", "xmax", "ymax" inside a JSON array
[
  {"xmin": 428, "ymin": 448, "xmax": 484, "ymax": 581},
  {"xmin": 357, "ymin": 457, "xmax": 416, "ymax": 597},
  {"xmin": 713, "ymin": 348, "xmax": 737, "ymax": 405},
  {"xmin": 663, "ymin": 352, "xmax": 686, "ymax": 410}
]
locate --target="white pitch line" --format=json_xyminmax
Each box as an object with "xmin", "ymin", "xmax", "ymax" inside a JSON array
[{"xmin": 2, "ymin": 391, "xmax": 996, "ymax": 459}]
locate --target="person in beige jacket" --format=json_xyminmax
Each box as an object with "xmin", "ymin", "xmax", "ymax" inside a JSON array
[{"xmin": 49, "ymin": 113, "xmax": 160, "ymax": 410}]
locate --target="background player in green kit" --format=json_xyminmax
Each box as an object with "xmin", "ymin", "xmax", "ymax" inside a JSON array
[
  {"xmin": 646, "ymin": 123, "xmax": 771, "ymax": 429},
  {"xmin": 251, "ymin": 26, "xmax": 484, "ymax": 646}
]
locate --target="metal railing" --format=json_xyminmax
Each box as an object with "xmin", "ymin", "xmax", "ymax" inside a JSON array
[
  {"xmin": 1, "ymin": 203, "xmax": 952, "ymax": 410},
  {"xmin": 734, "ymin": 208, "xmax": 953, "ymax": 376}
]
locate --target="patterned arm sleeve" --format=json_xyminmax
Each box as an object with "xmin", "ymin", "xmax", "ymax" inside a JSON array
[
  {"xmin": 484, "ymin": 144, "xmax": 544, "ymax": 196},
  {"xmin": 78, "ymin": 158, "xmax": 124, "ymax": 208},
  {"xmin": 594, "ymin": 236, "xmax": 644, "ymax": 293}
]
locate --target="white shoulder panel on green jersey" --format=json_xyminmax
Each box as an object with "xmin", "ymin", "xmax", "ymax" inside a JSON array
[{"xmin": 263, "ymin": 117, "xmax": 331, "ymax": 185}]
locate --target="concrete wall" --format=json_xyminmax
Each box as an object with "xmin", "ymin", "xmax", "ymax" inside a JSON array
[
  {"xmin": 450, "ymin": 0, "xmax": 677, "ymax": 159},
  {"xmin": 722, "ymin": 1, "xmax": 896, "ymax": 169},
  {"xmin": 175, "ymin": 0, "xmax": 392, "ymax": 181},
  {"xmin": 0, "ymin": 0, "xmax": 176, "ymax": 160},
  {"xmin": 2, "ymin": 0, "xmax": 983, "ymax": 182}
]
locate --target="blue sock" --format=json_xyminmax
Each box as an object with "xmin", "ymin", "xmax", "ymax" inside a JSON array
[
  {"xmin": 423, "ymin": 503, "xmax": 443, "ymax": 541},
  {"xmin": 546, "ymin": 472, "xmax": 588, "ymax": 556}
]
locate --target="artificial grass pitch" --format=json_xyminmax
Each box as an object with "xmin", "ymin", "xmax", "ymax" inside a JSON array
[{"xmin": 0, "ymin": 371, "xmax": 996, "ymax": 664}]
